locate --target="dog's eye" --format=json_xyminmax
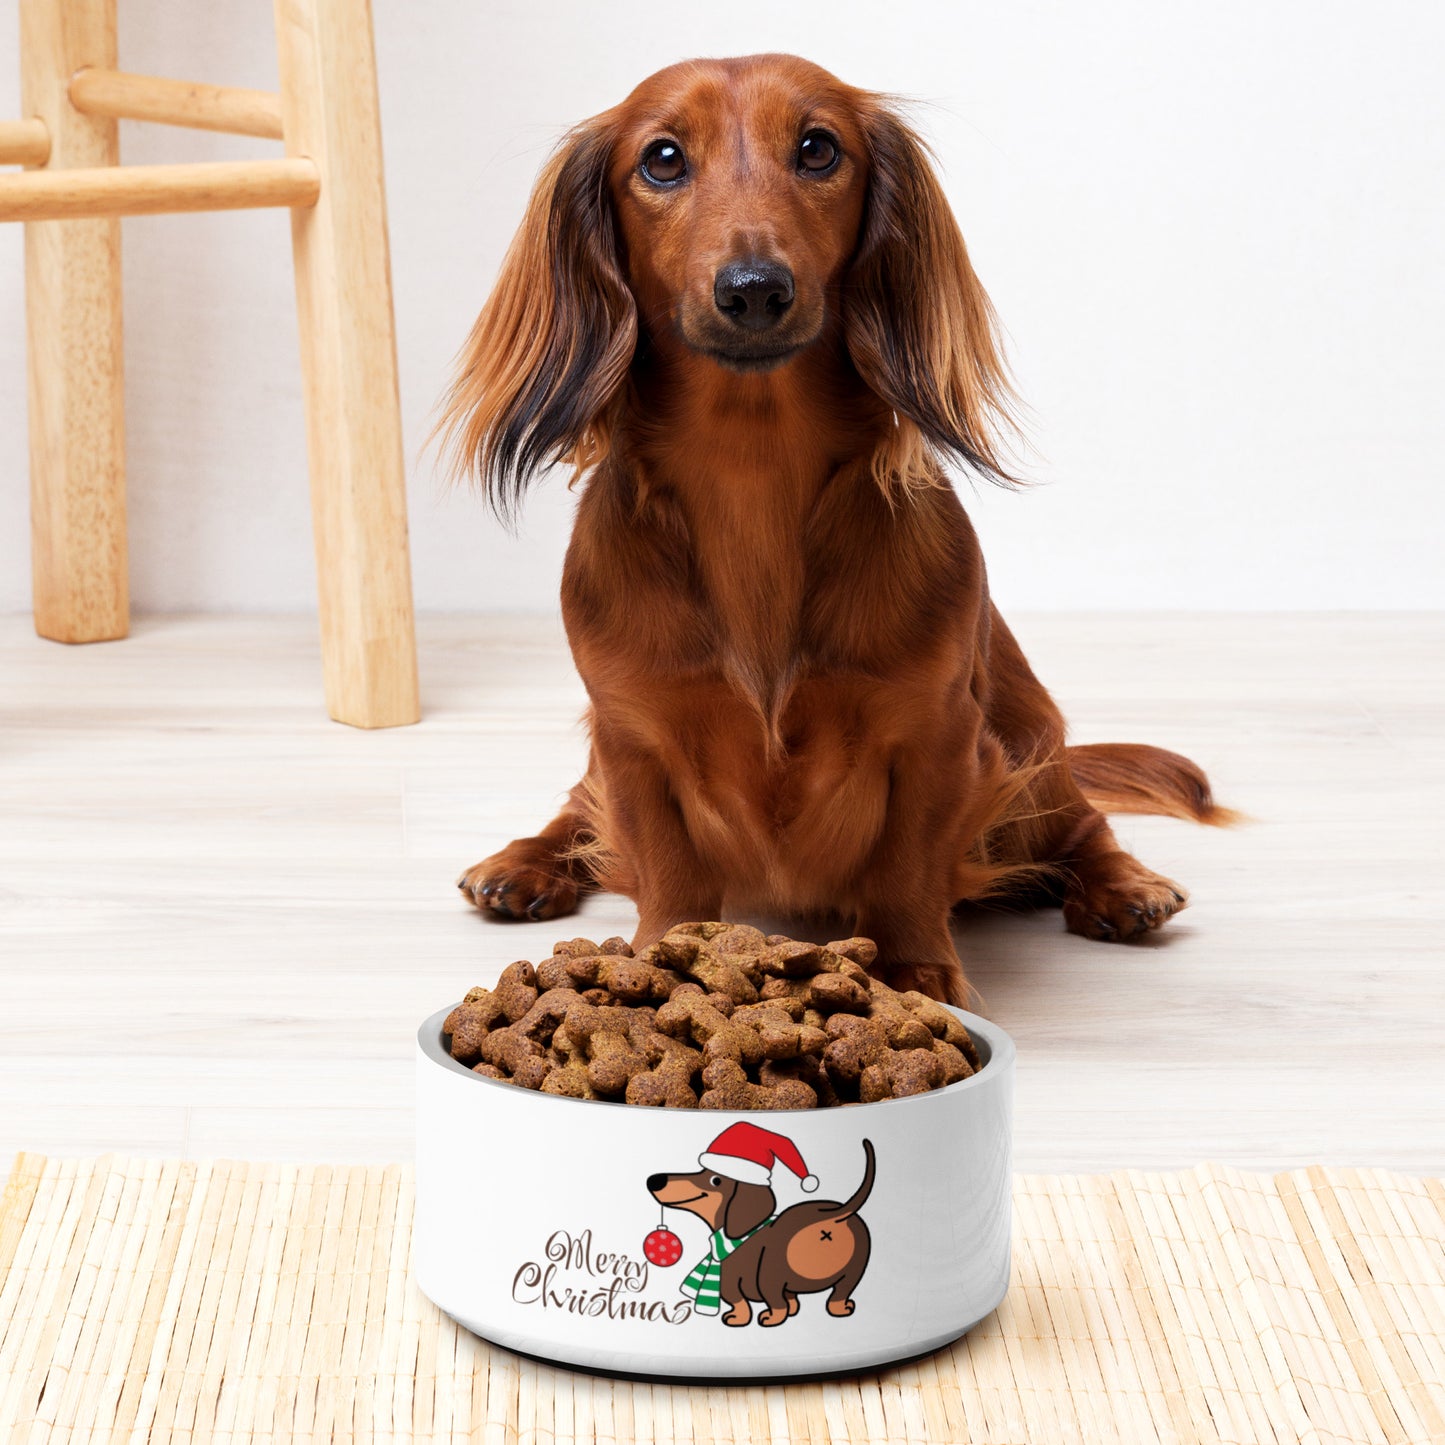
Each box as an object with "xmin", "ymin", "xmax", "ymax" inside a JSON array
[
  {"xmin": 641, "ymin": 140, "xmax": 686, "ymax": 185},
  {"xmin": 798, "ymin": 130, "xmax": 839, "ymax": 175},
  {"xmin": 709, "ymin": 1175, "xmax": 722, "ymax": 1187}
]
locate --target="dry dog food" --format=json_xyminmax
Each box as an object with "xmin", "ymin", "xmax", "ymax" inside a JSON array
[{"xmin": 442, "ymin": 922, "xmax": 980, "ymax": 1109}]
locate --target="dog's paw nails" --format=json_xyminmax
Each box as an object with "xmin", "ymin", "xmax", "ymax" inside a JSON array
[
  {"xmin": 457, "ymin": 857, "xmax": 580, "ymax": 922},
  {"xmin": 1064, "ymin": 863, "xmax": 1188, "ymax": 944}
]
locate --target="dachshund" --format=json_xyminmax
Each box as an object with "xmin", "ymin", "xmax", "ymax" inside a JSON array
[
  {"xmin": 443, "ymin": 54, "xmax": 1234, "ymax": 1005},
  {"xmin": 648, "ymin": 1141, "xmax": 874, "ymax": 1326}
]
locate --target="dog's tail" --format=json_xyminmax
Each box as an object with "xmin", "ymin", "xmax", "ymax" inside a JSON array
[
  {"xmin": 1065, "ymin": 743, "xmax": 1241, "ymax": 827},
  {"xmin": 831, "ymin": 1140, "xmax": 877, "ymax": 1222}
]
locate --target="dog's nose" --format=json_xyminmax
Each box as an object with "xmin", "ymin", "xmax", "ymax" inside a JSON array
[
  {"xmin": 713, "ymin": 259, "xmax": 794, "ymax": 330},
  {"xmin": 646, "ymin": 1173, "xmax": 668, "ymax": 1194}
]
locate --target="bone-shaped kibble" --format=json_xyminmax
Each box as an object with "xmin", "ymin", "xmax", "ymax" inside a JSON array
[
  {"xmin": 725, "ymin": 1002, "xmax": 827, "ymax": 1061},
  {"xmin": 667, "ymin": 982, "xmax": 736, "ymax": 1016},
  {"xmin": 534, "ymin": 954, "xmax": 581, "ymax": 991},
  {"xmin": 645, "ymin": 936, "xmax": 758, "ymax": 1003},
  {"xmin": 444, "ymin": 993, "xmax": 505, "ymax": 1062},
  {"xmin": 513, "ymin": 988, "xmax": 582, "ymax": 1045},
  {"xmin": 707, "ymin": 923, "xmax": 768, "ymax": 954},
  {"xmin": 807, "ymin": 973, "xmax": 870, "ymax": 1014},
  {"xmin": 564, "ymin": 953, "xmax": 679, "ymax": 1003},
  {"xmin": 821, "ymin": 1014, "xmax": 891, "ymax": 1083},
  {"xmin": 540, "ymin": 1059, "xmax": 598, "ymax": 1099},
  {"xmin": 656, "ymin": 993, "xmax": 766, "ymax": 1068},
  {"xmin": 494, "ymin": 960, "xmax": 540, "ymax": 1022},
  {"xmin": 625, "ymin": 1048, "xmax": 701, "ymax": 1107},
  {"xmin": 478, "ymin": 1026, "xmax": 553, "ymax": 1090},
  {"xmin": 446, "ymin": 924, "xmax": 973, "ymax": 1108},
  {"xmin": 760, "ymin": 1054, "xmax": 838, "ymax": 1107},
  {"xmin": 863, "ymin": 980, "xmax": 938, "ymax": 1050},
  {"xmin": 758, "ymin": 976, "xmax": 810, "ymax": 1004},
  {"xmin": 898, "ymin": 991, "xmax": 981, "ymax": 1067},
  {"xmin": 756, "ymin": 940, "xmax": 840, "ymax": 977},
  {"xmin": 563, "ymin": 1000, "xmax": 650, "ymax": 1096},
  {"xmin": 700, "ymin": 1057, "xmax": 817, "ymax": 1110},
  {"xmin": 736, "ymin": 993, "xmax": 805, "ymax": 1022},
  {"xmin": 825, "ymin": 937, "xmax": 879, "ymax": 969},
  {"xmin": 661, "ymin": 921, "xmax": 733, "ymax": 943},
  {"xmin": 860, "ymin": 1047, "xmax": 944, "ymax": 1101},
  {"xmin": 551, "ymin": 937, "xmax": 601, "ymax": 958},
  {"xmin": 932, "ymin": 1038, "xmax": 975, "ymax": 1085}
]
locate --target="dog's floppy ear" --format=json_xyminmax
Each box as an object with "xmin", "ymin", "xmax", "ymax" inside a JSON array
[
  {"xmin": 438, "ymin": 116, "xmax": 637, "ymax": 525},
  {"xmin": 723, "ymin": 1182, "xmax": 774, "ymax": 1240},
  {"xmin": 845, "ymin": 102, "xmax": 1018, "ymax": 491}
]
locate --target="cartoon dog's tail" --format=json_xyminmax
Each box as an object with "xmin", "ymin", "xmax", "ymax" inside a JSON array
[{"xmin": 833, "ymin": 1140, "xmax": 876, "ymax": 1221}]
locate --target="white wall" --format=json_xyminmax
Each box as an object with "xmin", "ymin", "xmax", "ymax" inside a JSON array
[{"xmin": 2, "ymin": 0, "xmax": 1441, "ymax": 613}]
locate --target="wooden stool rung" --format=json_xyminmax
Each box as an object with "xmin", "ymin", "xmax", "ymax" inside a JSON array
[
  {"xmin": 68, "ymin": 68, "xmax": 284, "ymax": 141},
  {"xmin": 0, "ymin": 157, "xmax": 319, "ymax": 221},
  {"xmin": 0, "ymin": 117, "xmax": 49, "ymax": 166}
]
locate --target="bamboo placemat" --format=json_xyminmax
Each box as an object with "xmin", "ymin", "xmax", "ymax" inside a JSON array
[{"xmin": 2, "ymin": 1156, "xmax": 1443, "ymax": 1443}]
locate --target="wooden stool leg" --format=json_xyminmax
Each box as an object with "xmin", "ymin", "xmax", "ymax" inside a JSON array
[
  {"xmin": 21, "ymin": 0, "xmax": 127, "ymax": 643},
  {"xmin": 273, "ymin": 0, "xmax": 420, "ymax": 728}
]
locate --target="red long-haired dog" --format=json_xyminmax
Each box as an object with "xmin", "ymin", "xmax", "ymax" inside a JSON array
[{"xmin": 442, "ymin": 54, "xmax": 1232, "ymax": 1005}]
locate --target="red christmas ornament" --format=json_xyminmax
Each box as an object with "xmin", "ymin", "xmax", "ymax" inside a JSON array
[{"xmin": 643, "ymin": 1227, "xmax": 683, "ymax": 1267}]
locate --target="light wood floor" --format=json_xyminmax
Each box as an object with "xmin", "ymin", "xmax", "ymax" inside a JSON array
[{"xmin": 2, "ymin": 613, "xmax": 1441, "ymax": 1172}]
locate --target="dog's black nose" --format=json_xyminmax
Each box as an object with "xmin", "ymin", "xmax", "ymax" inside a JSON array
[
  {"xmin": 714, "ymin": 259, "xmax": 794, "ymax": 330},
  {"xmin": 646, "ymin": 1173, "xmax": 668, "ymax": 1194}
]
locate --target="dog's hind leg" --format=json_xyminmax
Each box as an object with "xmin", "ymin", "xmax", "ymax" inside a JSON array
[
  {"xmin": 968, "ymin": 608, "xmax": 1220, "ymax": 942},
  {"xmin": 457, "ymin": 768, "xmax": 602, "ymax": 921},
  {"xmin": 825, "ymin": 1250, "xmax": 870, "ymax": 1317}
]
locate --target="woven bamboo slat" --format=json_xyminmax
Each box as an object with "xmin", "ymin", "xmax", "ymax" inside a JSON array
[{"xmin": 2, "ymin": 1155, "xmax": 1443, "ymax": 1444}]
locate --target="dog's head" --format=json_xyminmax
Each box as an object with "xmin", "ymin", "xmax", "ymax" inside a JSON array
[
  {"xmin": 440, "ymin": 53, "xmax": 1015, "ymax": 521},
  {"xmin": 647, "ymin": 1168, "xmax": 775, "ymax": 1240}
]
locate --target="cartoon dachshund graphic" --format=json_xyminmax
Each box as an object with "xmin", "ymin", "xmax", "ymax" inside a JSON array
[{"xmin": 647, "ymin": 1122, "xmax": 874, "ymax": 1327}]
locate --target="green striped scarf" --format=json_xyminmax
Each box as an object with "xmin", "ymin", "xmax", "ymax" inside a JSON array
[{"xmin": 679, "ymin": 1219, "xmax": 774, "ymax": 1315}]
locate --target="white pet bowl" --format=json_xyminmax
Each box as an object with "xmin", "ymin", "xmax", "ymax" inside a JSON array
[{"xmin": 415, "ymin": 1003, "xmax": 1013, "ymax": 1380}]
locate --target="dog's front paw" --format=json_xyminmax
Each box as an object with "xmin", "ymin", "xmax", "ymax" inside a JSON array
[
  {"xmin": 1063, "ymin": 852, "xmax": 1187, "ymax": 942},
  {"xmin": 457, "ymin": 844, "xmax": 580, "ymax": 921}
]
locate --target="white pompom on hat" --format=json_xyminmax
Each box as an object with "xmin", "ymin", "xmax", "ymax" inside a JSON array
[{"xmin": 698, "ymin": 1121, "xmax": 819, "ymax": 1192}]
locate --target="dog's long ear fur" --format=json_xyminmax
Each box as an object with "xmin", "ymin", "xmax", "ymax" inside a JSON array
[
  {"xmin": 724, "ymin": 1182, "xmax": 775, "ymax": 1240},
  {"xmin": 846, "ymin": 102, "xmax": 1019, "ymax": 493},
  {"xmin": 437, "ymin": 117, "xmax": 637, "ymax": 524}
]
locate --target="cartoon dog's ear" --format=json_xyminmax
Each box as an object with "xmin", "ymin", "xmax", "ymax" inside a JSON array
[
  {"xmin": 437, "ymin": 115, "xmax": 637, "ymax": 525},
  {"xmin": 844, "ymin": 101, "xmax": 1018, "ymax": 491},
  {"xmin": 724, "ymin": 1182, "xmax": 774, "ymax": 1240}
]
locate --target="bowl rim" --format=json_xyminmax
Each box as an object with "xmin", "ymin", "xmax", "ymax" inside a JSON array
[{"xmin": 416, "ymin": 1000, "xmax": 1015, "ymax": 1115}]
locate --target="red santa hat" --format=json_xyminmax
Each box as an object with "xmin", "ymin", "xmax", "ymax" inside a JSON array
[{"xmin": 698, "ymin": 1122, "xmax": 819, "ymax": 1192}]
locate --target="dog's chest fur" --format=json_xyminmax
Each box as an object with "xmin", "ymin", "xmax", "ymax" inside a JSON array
[{"xmin": 564, "ymin": 450, "xmax": 988, "ymax": 904}]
